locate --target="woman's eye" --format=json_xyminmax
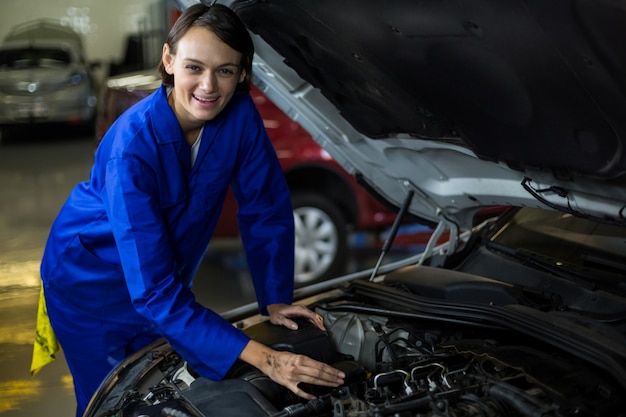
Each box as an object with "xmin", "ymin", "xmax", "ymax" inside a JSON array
[
  {"xmin": 218, "ymin": 68, "xmax": 236, "ymax": 77},
  {"xmin": 186, "ymin": 65, "xmax": 200, "ymax": 71}
]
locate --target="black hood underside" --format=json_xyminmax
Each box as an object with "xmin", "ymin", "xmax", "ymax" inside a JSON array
[{"xmin": 233, "ymin": 0, "xmax": 626, "ymax": 180}]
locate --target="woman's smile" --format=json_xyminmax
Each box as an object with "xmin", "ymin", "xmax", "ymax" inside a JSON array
[
  {"xmin": 192, "ymin": 93, "xmax": 220, "ymax": 110},
  {"xmin": 193, "ymin": 94, "xmax": 218, "ymax": 103}
]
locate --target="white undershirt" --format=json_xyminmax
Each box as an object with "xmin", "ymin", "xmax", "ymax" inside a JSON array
[
  {"xmin": 191, "ymin": 127, "xmax": 203, "ymax": 167},
  {"xmin": 167, "ymin": 86, "xmax": 204, "ymax": 167}
]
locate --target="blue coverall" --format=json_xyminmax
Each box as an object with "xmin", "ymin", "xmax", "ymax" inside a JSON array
[{"xmin": 40, "ymin": 84, "xmax": 295, "ymax": 416}]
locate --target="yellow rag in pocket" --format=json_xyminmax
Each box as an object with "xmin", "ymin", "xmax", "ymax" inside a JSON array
[{"xmin": 30, "ymin": 283, "xmax": 60, "ymax": 377}]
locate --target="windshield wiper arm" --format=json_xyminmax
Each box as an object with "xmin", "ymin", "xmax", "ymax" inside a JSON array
[{"xmin": 485, "ymin": 241, "xmax": 597, "ymax": 291}]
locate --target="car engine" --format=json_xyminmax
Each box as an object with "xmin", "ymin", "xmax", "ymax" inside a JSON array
[{"xmin": 102, "ymin": 300, "xmax": 623, "ymax": 417}]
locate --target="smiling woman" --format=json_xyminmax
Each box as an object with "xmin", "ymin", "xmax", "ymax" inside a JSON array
[{"xmin": 38, "ymin": 4, "xmax": 344, "ymax": 417}]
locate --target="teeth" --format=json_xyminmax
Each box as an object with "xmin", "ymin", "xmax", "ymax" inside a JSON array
[{"xmin": 194, "ymin": 94, "xmax": 216, "ymax": 102}]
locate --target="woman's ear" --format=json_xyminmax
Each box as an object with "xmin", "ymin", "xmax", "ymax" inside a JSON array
[
  {"xmin": 238, "ymin": 68, "xmax": 246, "ymax": 84},
  {"xmin": 162, "ymin": 43, "xmax": 174, "ymax": 74}
]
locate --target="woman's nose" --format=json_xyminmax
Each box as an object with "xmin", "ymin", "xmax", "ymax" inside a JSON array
[{"xmin": 200, "ymin": 71, "xmax": 216, "ymax": 91}]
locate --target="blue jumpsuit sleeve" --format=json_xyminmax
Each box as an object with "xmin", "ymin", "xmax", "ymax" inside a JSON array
[
  {"xmin": 230, "ymin": 104, "xmax": 295, "ymax": 315},
  {"xmin": 102, "ymin": 155, "xmax": 249, "ymax": 381}
]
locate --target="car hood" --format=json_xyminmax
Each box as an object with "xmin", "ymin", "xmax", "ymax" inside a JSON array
[{"xmin": 206, "ymin": 0, "xmax": 626, "ymax": 230}]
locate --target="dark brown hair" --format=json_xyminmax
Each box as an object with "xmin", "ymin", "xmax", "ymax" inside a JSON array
[{"xmin": 158, "ymin": 3, "xmax": 254, "ymax": 92}]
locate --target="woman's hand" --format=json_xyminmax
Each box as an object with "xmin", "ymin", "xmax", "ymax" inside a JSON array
[
  {"xmin": 239, "ymin": 340, "xmax": 345, "ymax": 400},
  {"xmin": 266, "ymin": 303, "xmax": 326, "ymax": 331}
]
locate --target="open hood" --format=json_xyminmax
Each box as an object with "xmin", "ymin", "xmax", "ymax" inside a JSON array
[{"xmin": 211, "ymin": 0, "xmax": 626, "ymax": 230}]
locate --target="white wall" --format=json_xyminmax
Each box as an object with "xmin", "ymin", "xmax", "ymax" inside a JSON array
[{"xmin": 0, "ymin": 0, "xmax": 168, "ymax": 66}]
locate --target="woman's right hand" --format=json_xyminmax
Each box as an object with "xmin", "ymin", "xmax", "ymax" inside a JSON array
[{"xmin": 239, "ymin": 339, "xmax": 345, "ymax": 400}]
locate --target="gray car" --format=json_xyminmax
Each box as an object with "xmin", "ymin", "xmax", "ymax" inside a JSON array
[{"xmin": 0, "ymin": 20, "xmax": 97, "ymax": 137}]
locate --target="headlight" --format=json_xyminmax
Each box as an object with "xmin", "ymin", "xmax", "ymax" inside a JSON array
[{"xmin": 69, "ymin": 72, "xmax": 86, "ymax": 85}]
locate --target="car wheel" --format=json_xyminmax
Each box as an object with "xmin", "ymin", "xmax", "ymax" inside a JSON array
[{"xmin": 292, "ymin": 192, "xmax": 348, "ymax": 286}]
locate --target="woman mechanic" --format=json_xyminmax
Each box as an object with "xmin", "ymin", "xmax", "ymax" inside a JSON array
[{"xmin": 40, "ymin": 4, "xmax": 345, "ymax": 416}]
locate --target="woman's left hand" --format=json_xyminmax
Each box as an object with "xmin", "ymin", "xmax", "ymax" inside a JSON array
[{"xmin": 266, "ymin": 303, "xmax": 326, "ymax": 331}]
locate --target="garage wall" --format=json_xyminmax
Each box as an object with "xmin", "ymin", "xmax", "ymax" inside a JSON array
[{"xmin": 0, "ymin": 0, "xmax": 169, "ymax": 69}]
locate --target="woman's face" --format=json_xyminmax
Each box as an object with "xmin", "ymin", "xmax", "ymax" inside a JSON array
[{"xmin": 162, "ymin": 26, "xmax": 246, "ymax": 134}]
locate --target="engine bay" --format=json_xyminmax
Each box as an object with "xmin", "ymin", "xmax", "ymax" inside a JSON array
[{"xmin": 102, "ymin": 298, "xmax": 624, "ymax": 417}]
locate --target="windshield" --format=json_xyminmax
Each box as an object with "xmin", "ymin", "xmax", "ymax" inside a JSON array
[
  {"xmin": 0, "ymin": 47, "xmax": 71, "ymax": 69},
  {"xmin": 490, "ymin": 207, "xmax": 626, "ymax": 275}
]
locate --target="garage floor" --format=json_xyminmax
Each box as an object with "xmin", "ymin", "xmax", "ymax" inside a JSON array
[{"xmin": 0, "ymin": 285, "xmax": 75, "ymax": 417}]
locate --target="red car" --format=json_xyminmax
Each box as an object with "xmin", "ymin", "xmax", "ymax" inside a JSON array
[{"xmin": 95, "ymin": 70, "xmax": 399, "ymax": 285}]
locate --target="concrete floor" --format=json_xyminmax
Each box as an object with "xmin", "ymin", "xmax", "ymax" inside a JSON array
[
  {"xmin": 1, "ymin": 129, "xmax": 91, "ymax": 417},
  {"xmin": 0, "ymin": 127, "xmax": 405, "ymax": 416}
]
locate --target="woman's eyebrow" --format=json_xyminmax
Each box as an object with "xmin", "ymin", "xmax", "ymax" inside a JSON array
[{"xmin": 183, "ymin": 57, "xmax": 240, "ymax": 68}]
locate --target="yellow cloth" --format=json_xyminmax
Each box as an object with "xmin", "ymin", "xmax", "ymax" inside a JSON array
[{"xmin": 30, "ymin": 283, "xmax": 60, "ymax": 377}]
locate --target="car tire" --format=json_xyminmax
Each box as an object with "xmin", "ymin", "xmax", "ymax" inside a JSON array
[{"xmin": 292, "ymin": 192, "xmax": 348, "ymax": 286}]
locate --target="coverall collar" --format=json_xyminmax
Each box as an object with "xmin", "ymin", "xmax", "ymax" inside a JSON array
[{"xmin": 151, "ymin": 84, "xmax": 228, "ymax": 172}]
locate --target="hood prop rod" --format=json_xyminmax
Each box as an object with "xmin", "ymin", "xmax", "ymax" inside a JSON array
[{"xmin": 369, "ymin": 189, "xmax": 414, "ymax": 281}]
